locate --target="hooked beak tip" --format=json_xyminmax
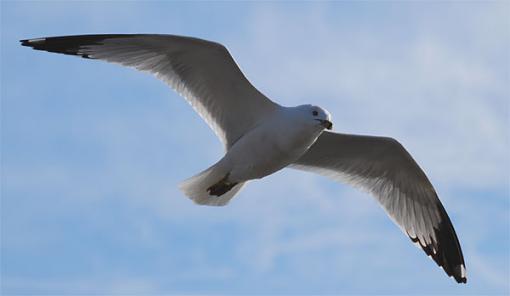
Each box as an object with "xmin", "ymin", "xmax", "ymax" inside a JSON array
[
  {"xmin": 322, "ymin": 120, "xmax": 333, "ymax": 130},
  {"xmin": 315, "ymin": 119, "xmax": 333, "ymax": 130}
]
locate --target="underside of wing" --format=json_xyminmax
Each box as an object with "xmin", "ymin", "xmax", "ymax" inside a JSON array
[
  {"xmin": 21, "ymin": 34, "xmax": 279, "ymax": 149},
  {"xmin": 292, "ymin": 131, "xmax": 466, "ymax": 283}
]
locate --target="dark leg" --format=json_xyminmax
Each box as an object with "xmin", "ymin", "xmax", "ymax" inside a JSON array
[{"xmin": 207, "ymin": 173, "xmax": 238, "ymax": 197}]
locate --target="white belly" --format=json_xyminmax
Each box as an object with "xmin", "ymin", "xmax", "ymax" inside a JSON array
[{"xmin": 220, "ymin": 120, "xmax": 322, "ymax": 182}]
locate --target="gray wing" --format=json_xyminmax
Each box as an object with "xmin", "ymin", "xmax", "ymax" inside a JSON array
[
  {"xmin": 292, "ymin": 131, "xmax": 466, "ymax": 283},
  {"xmin": 20, "ymin": 34, "xmax": 279, "ymax": 149}
]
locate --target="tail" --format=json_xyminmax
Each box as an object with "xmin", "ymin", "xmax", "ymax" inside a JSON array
[{"xmin": 179, "ymin": 165, "xmax": 246, "ymax": 206}]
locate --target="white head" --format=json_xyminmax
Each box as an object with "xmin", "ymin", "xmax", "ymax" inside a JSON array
[{"xmin": 293, "ymin": 104, "xmax": 333, "ymax": 130}]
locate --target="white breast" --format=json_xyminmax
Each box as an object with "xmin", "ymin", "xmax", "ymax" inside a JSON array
[{"xmin": 222, "ymin": 111, "xmax": 323, "ymax": 182}]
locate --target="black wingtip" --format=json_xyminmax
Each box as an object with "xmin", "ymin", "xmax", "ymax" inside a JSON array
[
  {"xmin": 408, "ymin": 201, "xmax": 467, "ymax": 284},
  {"xmin": 19, "ymin": 35, "xmax": 134, "ymax": 58},
  {"xmin": 20, "ymin": 36, "xmax": 93, "ymax": 58},
  {"xmin": 436, "ymin": 203, "xmax": 467, "ymax": 284},
  {"xmin": 20, "ymin": 38, "xmax": 41, "ymax": 47},
  {"xmin": 453, "ymin": 264, "xmax": 467, "ymax": 284}
]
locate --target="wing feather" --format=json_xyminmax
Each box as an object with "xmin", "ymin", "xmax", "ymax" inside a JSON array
[
  {"xmin": 20, "ymin": 34, "xmax": 279, "ymax": 149},
  {"xmin": 292, "ymin": 131, "xmax": 466, "ymax": 283}
]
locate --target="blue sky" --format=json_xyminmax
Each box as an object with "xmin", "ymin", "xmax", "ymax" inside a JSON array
[{"xmin": 1, "ymin": 1, "xmax": 509, "ymax": 295}]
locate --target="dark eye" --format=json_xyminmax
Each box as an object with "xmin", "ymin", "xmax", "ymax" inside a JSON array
[{"xmin": 312, "ymin": 111, "xmax": 318, "ymax": 116}]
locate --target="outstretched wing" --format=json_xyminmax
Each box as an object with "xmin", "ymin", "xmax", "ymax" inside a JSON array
[
  {"xmin": 20, "ymin": 34, "xmax": 279, "ymax": 149},
  {"xmin": 292, "ymin": 131, "xmax": 466, "ymax": 283}
]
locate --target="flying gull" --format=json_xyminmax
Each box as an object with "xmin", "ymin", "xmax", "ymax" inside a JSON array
[{"xmin": 20, "ymin": 34, "xmax": 466, "ymax": 283}]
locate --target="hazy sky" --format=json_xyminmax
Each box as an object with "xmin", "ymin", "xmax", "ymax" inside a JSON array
[{"xmin": 2, "ymin": 1, "xmax": 509, "ymax": 295}]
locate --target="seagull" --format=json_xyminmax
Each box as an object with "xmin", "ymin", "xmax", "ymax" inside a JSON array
[{"xmin": 21, "ymin": 34, "xmax": 466, "ymax": 283}]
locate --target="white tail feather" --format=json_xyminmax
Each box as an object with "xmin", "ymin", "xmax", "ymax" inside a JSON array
[{"xmin": 179, "ymin": 165, "xmax": 245, "ymax": 206}]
